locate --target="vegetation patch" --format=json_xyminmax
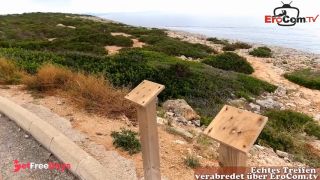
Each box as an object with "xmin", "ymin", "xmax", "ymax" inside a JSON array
[
  {"xmin": 0, "ymin": 13, "xmax": 277, "ymax": 123},
  {"xmin": 0, "ymin": 58, "xmax": 23, "ymax": 84},
  {"xmin": 249, "ymin": 47, "xmax": 272, "ymax": 58},
  {"xmin": 111, "ymin": 128, "xmax": 141, "ymax": 155},
  {"xmin": 258, "ymin": 110, "xmax": 320, "ymax": 167},
  {"xmin": 206, "ymin": 37, "xmax": 228, "ymax": 45},
  {"xmin": 140, "ymin": 35, "xmax": 216, "ymax": 58},
  {"xmin": 203, "ymin": 52, "xmax": 254, "ymax": 74},
  {"xmin": 24, "ymin": 64, "xmax": 136, "ymax": 119},
  {"xmin": 184, "ymin": 154, "xmax": 201, "ymax": 168},
  {"xmin": 222, "ymin": 42, "xmax": 252, "ymax": 51},
  {"xmin": 0, "ymin": 47, "xmax": 276, "ymax": 120},
  {"xmin": 284, "ymin": 69, "xmax": 320, "ymax": 90}
]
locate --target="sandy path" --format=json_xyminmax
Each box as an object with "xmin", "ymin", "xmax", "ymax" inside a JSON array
[{"xmin": 243, "ymin": 54, "xmax": 320, "ymax": 117}]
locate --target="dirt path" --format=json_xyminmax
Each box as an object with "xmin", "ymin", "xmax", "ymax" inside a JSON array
[{"xmin": 242, "ymin": 53, "xmax": 320, "ymax": 118}]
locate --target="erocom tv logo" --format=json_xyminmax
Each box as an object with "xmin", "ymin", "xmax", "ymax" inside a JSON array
[{"xmin": 265, "ymin": 1, "xmax": 319, "ymax": 26}]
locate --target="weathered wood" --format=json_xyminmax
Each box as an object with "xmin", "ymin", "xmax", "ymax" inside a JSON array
[
  {"xmin": 125, "ymin": 80, "xmax": 165, "ymax": 180},
  {"xmin": 125, "ymin": 80, "xmax": 165, "ymax": 107},
  {"xmin": 137, "ymin": 99, "xmax": 161, "ymax": 180},
  {"xmin": 204, "ymin": 105, "xmax": 268, "ymax": 168},
  {"xmin": 218, "ymin": 144, "xmax": 247, "ymax": 167},
  {"xmin": 204, "ymin": 105, "xmax": 268, "ymax": 153}
]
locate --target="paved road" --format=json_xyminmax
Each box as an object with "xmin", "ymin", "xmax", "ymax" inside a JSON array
[{"xmin": 0, "ymin": 114, "xmax": 77, "ymax": 180}]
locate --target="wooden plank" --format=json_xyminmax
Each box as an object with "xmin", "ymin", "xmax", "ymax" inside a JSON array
[
  {"xmin": 125, "ymin": 80, "xmax": 165, "ymax": 107},
  {"xmin": 218, "ymin": 144, "xmax": 247, "ymax": 167},
  {"xmin": 204, "ymin": 105, "xmax": 268, "ymax": 153},
  {"xmin": 137, "ymin": 99, "xmax": 161, "ymax": 180}
]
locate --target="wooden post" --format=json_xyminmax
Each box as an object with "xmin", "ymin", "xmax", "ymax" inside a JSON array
[
  {"xmin": 125, "ymin": 80, "xmax": 165, "ymax": 180},
  {"xmin": 204, "ymin": 105, "xmax": 268, "ymax": 168}
]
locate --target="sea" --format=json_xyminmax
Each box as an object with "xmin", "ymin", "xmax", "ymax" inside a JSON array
[{"xmin": 98, "ymin": 13, "xmax": 320, "ymax": 54}]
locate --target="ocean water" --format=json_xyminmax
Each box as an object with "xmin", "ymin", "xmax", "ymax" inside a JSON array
[{"xmin": 98, "ymin": 13, "xmax": 320, "ymax": 54}]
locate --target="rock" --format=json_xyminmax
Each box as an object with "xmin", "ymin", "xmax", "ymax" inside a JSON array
[
  {"xmin": 48, "ymin": 38, "xmax": 57, "ymax": 42},
  {"xmin": 173, "ymin": 126, "xmax": 194, "ymax": 139},
  {"xmin": 313, "ymin": 114, "xmax": 320, "ymax": 121},
  {"xmin": 176, "ymin": 116, "xmax": 188, "ymax": 125},
  {"xmin": 228, "ymin": 98, "xmax": 246, "ymax": 108},
  {"xmin": 156, "ymin": 117, "xmax": 168, "ymax": 125},
  {"xmin": 24, "ymin": 134, "xmax": 30, "ymax": 139},
  {"xmin": 179, "ymin": 55, "xmax": 187, "ymax": 60},
  {"xmin": 67, "ymin": 26, "xmax": 76, "ymax": 29},
  {"xmin": 276, "ymin": 150, "xmax": 289, "ymax": 158},
  {"xmin": 249, "ymin": 103, "xmax": 260, "ymax": 112},
  {"xmin": 193, "ymin": 120, "xmax": 201, "ymax": 127},
  {"xmin": 274, "ymin": 86, "xmax": 286, "ymax": 96},
  {"xmin": 286, "ymin": 103, "xmax": 296, "ymax": 108},
  {"xmin": 57, "ymin": 100, "xmax": 64, "ymax": 105},
  {"xmin": 96, "ymin": 132, "xmax": 103, "ymax": 136},
  {"xmin": 256, "ymin": 98, "xmax": 283, "ymax": 109},
  {"xmin": 165, "ymin": 112, "xmax": 175, "ymax": 117},
  {"xmin": 173, "ymin": 140, "xmax": 186, "ymax": 145},
  {"xmin": 56, "ymin": 23, "xmax": 66, "ymax": 27},
  {"xmin": 163, "ymin": 99, "xmax": 200, "ymax": 121}
]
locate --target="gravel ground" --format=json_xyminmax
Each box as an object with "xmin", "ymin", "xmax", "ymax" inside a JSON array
[{"xmin": 0, "ymin": 114, "xmax": 77, "ymax": 180}]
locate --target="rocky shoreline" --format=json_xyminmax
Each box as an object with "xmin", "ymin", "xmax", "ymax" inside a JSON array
[{"xmin": 167, "ymin": 30, "xmax": 320, "ymax": 72}]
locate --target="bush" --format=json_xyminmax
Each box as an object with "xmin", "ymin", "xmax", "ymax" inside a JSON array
[
  {"xmin": 24, "ymin": 64, "xmax": 73, "ymax": 91},
  {"xmin": 232, "ymin": 42, "xmax": 252, "ymax": 49},
  {"xmin": 249, "ymin": 47, "xmax": 272, "ymax": 57},
  {"xmin": 222, "ymin": 44, "xmax": 236, "ymax": 51},
  {"xmin": 111, "ymin": 128, "xmax": 141, "ymax": 155},
  {"xmin": 0, "ymin": 46, "xmax": 276, "ymax": 120},
  {"xmin": 24, "ymin": 64, "xmax": 136, "ymax": 119},
  {"xmin": 222, "ymin": 42, "xmax": 252, "ymax": 52},
  {"xmin": 305, "ymin": 121, "xmax": 320, "ymax": 139},
  {"xmin": 184, "ymin": 155, "xmax": 200, "ymax": 168},
  {"xmin": 206, "ymin": 37, "xmax": 228, "ymax": 45},
  {"xmin": 0, "ymin": 58, "xmax": 23, "ymax": 84},
  {"xmin": 284, "ymin": 69, "xmax": 320, "ymax": 90},
  {"xmin": 203, "ymin": 52, "xmax": 254, "ymax": 74},
  {"xmin": 140, "ymin": 35, "xmax": 216, "ymax": 58},
  {"xmin": 258, "ymin": 110, "xmax": 320, "ymax": 167}
]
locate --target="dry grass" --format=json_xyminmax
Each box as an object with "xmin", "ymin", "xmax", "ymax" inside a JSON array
[
  {"xmin": 24, "ymin": 64, "xmax": 73, "ymax": 91},
  {"xmin": 0, "ymin": 58, "xmax": 23, "ymax": 84},
  {"xmin": 24, "ymin": 64, "xmax": 136, "ymax": 120}
]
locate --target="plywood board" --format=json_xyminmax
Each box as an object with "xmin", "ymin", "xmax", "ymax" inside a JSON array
[
  {"xmin": 125, "ymin": 80, "xmax": 165, "ymax": 107},
  {"xmin": 204, "ymin": 105, "xmax": 268, "ymax": 153}
]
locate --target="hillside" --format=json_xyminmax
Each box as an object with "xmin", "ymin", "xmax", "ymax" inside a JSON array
[
  {"xmin": 1, "ymin": 13, "xmax": 319, "ymax": 179},
  {"xmin": 0, "ymin": 12, "xmax": 276, "ymax": 120}
]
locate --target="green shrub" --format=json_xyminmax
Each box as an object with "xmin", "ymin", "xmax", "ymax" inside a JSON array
[
  {"xmin": 249, "ymin": 47, "xmax": 272, "ymax": 57},
  {"xmin": 222, "ymin": 42, "xmax": 252, "ymax": 51},
  {"xmin": 203, "ymin": 52, "xmax": 254, "ymax": 74},
  {"xmin": 0, "ymin": 47, "xmax": 275, "ymax": 119},
  {"xmin": 258, "ymin": 110, "xmax": 320, "ymax": 167},
  {"xmin": 184, "ymin": 155, "xmax": 201, "ymax": 168},
  {"xmin": 222, "ymin": 44, "xmax": 236, "ymax": 51},
  {"xmin": 232, "ymin": 42, "xmax": 252, "ymax": 49},
  {"xmin": 111, "ymin": 128, "xmax": 141, "ymax": 155},
  {"xmin": 305, "ymin": 121, "xmax": 320, "ymax": 139},
  {"xmin": 140, "ymin": 35, "xmax": 216, "ymax": 58},
  {"xmin": 284, "ymin": 69, "xmax": 320, "ymax": 90},
  {"xmin": 206, "ymin": 37, "xmax": 228, "ymax": 45}
]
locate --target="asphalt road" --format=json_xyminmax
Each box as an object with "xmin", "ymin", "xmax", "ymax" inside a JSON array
[{"xmin": 0, "ymin": 114, "xmax": 77, "ymax": 180}]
